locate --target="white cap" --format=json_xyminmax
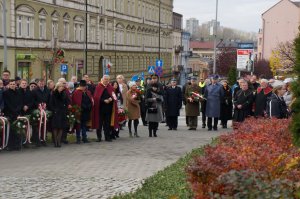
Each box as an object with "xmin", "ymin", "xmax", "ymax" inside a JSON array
[
  {"xmin": 128, "ymin": 81, "xmax": 136, "ymax": 88},
  {"xmin": 271, "ymin": 80, "xmax": 285, "ymax": 89},
  {"xmin": 283, "ymin": 78, "xmax": 294, "ymax": 84}
]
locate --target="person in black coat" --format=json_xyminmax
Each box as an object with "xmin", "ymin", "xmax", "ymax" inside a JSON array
[
  {"xmin": 49, "ymin": 82, "xmax": 69, "ymax": 147},
  {"xmin": 220, "ymin": 81, "xmax": 232, "ymax": 128},
  {"xmin": 165, "ymin": 79, "xmax": 182, "ymax": 130},
  {"xmin": 3, "ymin": 80, "xmax": 23, "ymax": 150},
  {"xmin": 254, "ymin": 79, "xmax": 273, "ymax": 117},
  {"xmin": 0, "ymin": 80, "xmax": 4, "ymax": 113},
  {"xmin": 19, "ymin": 79, "xmax": 34, "ymax": 116},
  {"xmin": 233, "ymin": 80, "xmax": 254, "ymax": 122},
  {"xmin": 31, "ymin": 79, "xmax": 50, "ymax": 146},
  {"xmin": 266, "ymin": 83, "xmax": 289, "ymax": 119}
]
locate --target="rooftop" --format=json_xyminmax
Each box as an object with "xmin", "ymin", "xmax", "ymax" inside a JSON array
[{"xmin": 190, "ymin": 41, "xmax": 214, "ymax": 49}]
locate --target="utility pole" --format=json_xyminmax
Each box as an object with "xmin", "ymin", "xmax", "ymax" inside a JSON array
[
  {"xmin": 213, "ymin": 0, "xmax": 219, "ymax": 74},
  {"xmin": 158, "ymin": 0, "xmax": 161, "ymax": 60},
  {"xmin": 85, "ymin": 0, "xmax": 88, "ymax": 74},
  {"xmin": 3, "ymin": 0, "xmax": 8, "ymax": 71}
]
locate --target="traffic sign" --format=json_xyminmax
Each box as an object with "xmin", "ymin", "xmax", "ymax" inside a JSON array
[
  {"xmin": 60, "ymin": 64, "xmax": 68, "ymax": 74},
  {"xmin": 156, "ymin": 59, "xmax": 163, "ymax": 67},
  {"xmin": 148, "ymin": 66, "xmax": 155, "ymax": 74},
  {"xmin": 155, "ymin": 66, "xmax": 163, "ymax": 77}
]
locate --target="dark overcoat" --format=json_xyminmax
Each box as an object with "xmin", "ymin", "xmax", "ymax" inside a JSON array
[
  {"xmin": 233, "ymin": 89, "xmax": 254, "ymax": 122},
  {"xmin": 220, "ymin": 86, "xmax": 233, "ymax": 121},
  {"xmin": 49, "ymin": 90, "xmax": 69, "ymax": 129},
  {"xmin": 165, "ymin": 86, "xmax": 182, "ymax": 117}
]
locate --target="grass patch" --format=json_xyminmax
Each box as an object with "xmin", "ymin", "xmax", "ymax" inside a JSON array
[{"xmin": 112, "ymin": 145, "xmax": 209, "ymax": 199}]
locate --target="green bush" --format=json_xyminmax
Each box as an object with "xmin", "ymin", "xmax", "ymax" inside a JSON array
[
  {"xmin": 291, "ymin": 33, "xmax": 300, "ymax": 146},
  {"xmin": 227, "ymin": 66, "xmax": 237, "ymax": 86}
]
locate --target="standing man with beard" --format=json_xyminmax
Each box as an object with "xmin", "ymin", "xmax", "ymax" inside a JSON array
[
  {"xmin": 93, "ymin": 75, "xmax": 118, "ymax": 142},
  {"xmin": 3, "ymin": 80, "xmax": 23, "ymax": 150}
]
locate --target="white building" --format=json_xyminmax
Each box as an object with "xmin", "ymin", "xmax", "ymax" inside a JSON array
[{"xmin": 185, "ymin": 18, "xmax": 199, "ymax": 36}]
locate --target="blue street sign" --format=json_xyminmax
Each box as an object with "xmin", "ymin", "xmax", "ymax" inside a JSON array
[
  {"xmin": 140, "ymin": 72, "xmax": 145, "ymax": 80},
  {"xmin": 148, "ymin": 66, "xmax": 155, "ymax": 74},
  {"xmin": 60, "ymin": 64, "xmax": 68, "ymax": 73},
  {"xmin": 156, "ymin": 59, "xmax": 163, "ymax": 67}
]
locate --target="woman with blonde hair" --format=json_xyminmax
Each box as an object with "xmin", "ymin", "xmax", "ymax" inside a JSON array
[{"xmin": 49, "ymin": 82, "xmax": 69, "ymax": 147}]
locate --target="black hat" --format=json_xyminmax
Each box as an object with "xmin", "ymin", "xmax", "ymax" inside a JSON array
[
  {"xmin": 29, "ymin": 81, "xmax": 37, "ymax": 86},
  {"xmin": 15, "ymin": 76, "xmax": 21, "ymax": 81},
  {"xmin": 171, "ymin": 78, "xmax": 177, "ymax": 82},
  {"xmin": 79, "ymin": 80, "xmax": 87, "ymax": 87},
  {"xmin": 186, "ymin": 77, "xmax": 191, "ymax": 81},
  {"xmin": 191, "ymin": 76, "xmax": 197, "ymax": 80},
  {"xmin": 212, "ymin": 75, "xmax": 219, "ymax": 80}
]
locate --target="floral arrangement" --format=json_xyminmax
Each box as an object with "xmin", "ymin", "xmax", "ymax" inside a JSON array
[
  {"xmin": 12, "ymin": 117, "xmax": 30, "ymax": 136},
  {"xmin": 118, "ymin": 108, "xmax": 128, "ymax": 124},
  {"xmin": 67, "ymin": 105, "xmax": 81, "ymax": 128},
  {"xmin": 186, "ymin": 118, "xmax": 300, "ymax": 199},
  {"xmin": 30, "ymin": 109, "xmax": 52, "ymax": 125},
  {"xmin": 188, "ymin": 91, "xmax": 204, "ymax": 103}
]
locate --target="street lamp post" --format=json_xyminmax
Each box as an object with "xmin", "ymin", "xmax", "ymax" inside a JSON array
[
  {"xmin": 85, "ymin": 0, "xmax": 88, "ymax": 74},
  {"xmin": 3, "ymin": 0, "xmax": 8, "ymax": 71},
  {"xmin": 213, "ymin": 0, "xmax": 218, "ymax": 74},
  {"xmin": 158, "ymin": 0, "xmax": 161, "ymax": 60}
]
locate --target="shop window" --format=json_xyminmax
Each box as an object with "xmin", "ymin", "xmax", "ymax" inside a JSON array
[{"xmin": 18, "ymin": 62, "xmax": 31, "ymax": 81}]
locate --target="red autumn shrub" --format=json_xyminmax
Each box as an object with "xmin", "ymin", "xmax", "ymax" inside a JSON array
[{"xmin": 187, "ymin": 118, "xmax": 300, "ymax": 199}]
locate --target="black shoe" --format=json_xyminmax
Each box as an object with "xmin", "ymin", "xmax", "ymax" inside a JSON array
[
  {"xmin": 213, "ymin": 127, "xmax": 218, "ymax": 131},
  {"xmin": 202, "ymin": 124, "xmax": 206, "ymax": 129},
  {"xmin": 76, "ymin": 140, "xmax": 81, "ymax": 144},
  {"xmin": 188, "ymin": 128, "xmax": 193, "ymax": 130},
  {"xmin": 208, "ymin": 128, "xmax": 212, "ymax": 131},
  {"xmin": 143, "ymin": 123, "xmax": 148, "ymax": 126},
  {"xmin": 173, "ymin": 128, "xmax": 177, "ymax": 131},
  {"xmin": 168, "ymin": 128, "xmax": 172, "ymax": 130},
  {"xmin": 41, "ymin": 141, "xmax": 47, "ymax": 146},
  {"xmin": 96, "ymin": 139, "xmax": 101, "ymax": 142},
  {"xmin": 82, "ymin": 139, "xmax": 90, "ymax": 143},
  {"xmin": 105, "ymin": 139, "xmax": 112, "ymax": 142},
  {"xmin": 62, "ymin": 140, "xmax": 69, "ymax": 144}
]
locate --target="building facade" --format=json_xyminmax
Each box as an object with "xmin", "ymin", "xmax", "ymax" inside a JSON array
[
  {"xmin": 258, "ymin": 0, "xmax": 300, "ymax": 60},
  {"xmin": 0, "ymin": 0, "xmax": 174, "ymax": 82},
  {"xmin": 185, "ymin": 18, "xmax": 198, "ymax": 36},
  {"xmin": 180, "ymin": 31, "xmax": 190, "ymax": 85}
]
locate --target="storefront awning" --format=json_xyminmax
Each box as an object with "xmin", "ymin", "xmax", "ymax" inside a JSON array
[{"xmin": 16, "ymin": 54, "xmax": 37, "ymax": 60}]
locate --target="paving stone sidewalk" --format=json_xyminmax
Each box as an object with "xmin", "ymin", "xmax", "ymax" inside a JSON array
[{"xmin": 0, "ymin": 116, "xmax": 228, "ymax": 199}]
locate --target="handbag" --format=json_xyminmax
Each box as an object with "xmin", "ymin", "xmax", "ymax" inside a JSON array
[{"xmin": 148, "ymin": 107, "xmax": 158, "ymax": 114}]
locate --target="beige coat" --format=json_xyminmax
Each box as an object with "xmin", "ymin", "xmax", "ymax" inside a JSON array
[
  {"xmin": 121, "ymin": 83, "xmax": 128, "ymax": 108},
  {"xmin": 126, "ymin": 90, "xmax": 141, "ymax": 120}
]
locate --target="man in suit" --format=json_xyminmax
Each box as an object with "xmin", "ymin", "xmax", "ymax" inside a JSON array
[{"xmin": 165, "ymin": 79, "xmax": 182, "ymax": 130}]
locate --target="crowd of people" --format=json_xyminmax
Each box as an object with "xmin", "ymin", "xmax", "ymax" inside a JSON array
[{"xmin": 0, "ymin": 69, "xmax": 295, "ymax": 151}]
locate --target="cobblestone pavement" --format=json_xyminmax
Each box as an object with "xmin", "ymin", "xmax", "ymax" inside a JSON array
[{"xmin": 0, "ymin": 115, "xmax": 228, "ymax": 199}]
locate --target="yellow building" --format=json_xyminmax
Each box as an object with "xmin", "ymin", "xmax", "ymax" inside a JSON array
[{"xmin": 0, "ymin": 0, "xmax": 174, "ymax": 82}]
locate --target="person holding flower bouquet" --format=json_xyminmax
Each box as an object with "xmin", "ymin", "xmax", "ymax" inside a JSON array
[
  {"xmin": 185, "ymin": 77, "xmax": 201, "ymax": 130},
  {"xmin": 112, "ymin": 81, "xmax": 123, "ymax": 138},
  {"xmin": 136, "ymin": 79, "xmax": 147, "ymax": 126},
  {"xmin": 126, "ymin": 81, "xmax": 141, "ymax": 137},
  {"xmin": 49, "ymin": 82, "xmax": 69, "ymax": 147},
  {"xmin": 3, "ymin": 80, "xmax": 23, "ymax": 150},
  {"xmin": 72, "ymin": 80, "xmax": 94, "ymax": 144}
]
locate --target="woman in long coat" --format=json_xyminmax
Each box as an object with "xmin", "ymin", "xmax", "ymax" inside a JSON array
[
  {"xmin": 49, "ymin": 82, "xmax": 69, "ymax": 147},
  {"xmin": 220, "ymin": 81, "xmax": 232, "ymax": 128},
  {"xmin": 126, "ymin": 81, "xmax": 141, "ymax": 137},
  {"xmin": 145, "ymin": 83, "xmax": 164, "ymax": 137},
  {"xmin": 233, "ymin": 81, "xmax": 254, "ymax": 123}
]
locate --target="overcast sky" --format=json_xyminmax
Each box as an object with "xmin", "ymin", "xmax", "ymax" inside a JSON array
[{"xmin": 173, "ymin": 0, "xmax": 280, "ymax": 33}]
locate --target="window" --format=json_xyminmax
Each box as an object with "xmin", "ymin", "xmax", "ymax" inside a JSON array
[
  {"xmin": 90, "ymin": 18, "xmax": 97, "ymax": 43},
  {"xmin": 39, "ymin": 18, "xmax": 46, "ymax": 39},
  {"xmin": 74, "ymin": 16, "xmax": 84, "ymax": 42},
  {"xmin": 16, "ymin": 5, "xmax": 35, "ymax": 38},
  {"xmin": 0, "ymin": 4, "xmax": 3, "ymax": 36},
  {"xmin": 63, "ymin": 22, "xmax": 69, "ymax": 41},
  {"xmin": 51, "ymin": 11, "xmax": 60, "ymax": 40},
  {"xmin": 63, "ymin": 13, "xmax": 70, "ymax": 41}
]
